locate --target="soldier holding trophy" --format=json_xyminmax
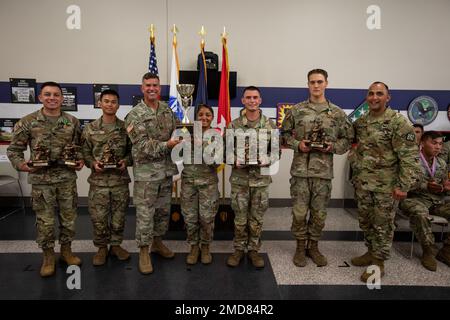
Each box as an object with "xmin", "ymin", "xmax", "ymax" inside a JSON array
[
  {"xmin": 125, "ymin": 73, "xmax": 180, "ymax": 274},
  {"xmin": 81, "ymin": 89, "xmax": 132, "ymax": 266},
  {"xmin": 226, "ymin": 86, "xmax": 278, "ymax": 269},
  {"xmin": 282, "ymin": 69, "xmax": 353, "ymax": 268},
  {"xmin": 7, "ymin": 81, "xmax": 84, "ymax": 277}
]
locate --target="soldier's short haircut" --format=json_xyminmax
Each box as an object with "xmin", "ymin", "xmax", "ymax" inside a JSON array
[
  {"xmin": 371, "ymin": 81, "xmax": 390, "ymax": 93},
  {"xmin": 142, "ymin": 72, "xmax": 160, "ymax": 82},
  {"xmin": 413, "ymin": 123, "xmax": 424, "ymax": 132},
  {"xmin": 307, "ymin": 69, "xmax": 328, "ymax": 81},
  {"xmin": 40, "ymin": 81, "xmax": 62, "ymax": 94},
  {"xmin": 421, "ymin": 130, "xmax": 443, "ymax": 142},
  {"xmin": 100, "ymin": 89, "xmax": 120, "ymax": 101},
  {"xmin": 197, "ymin": 104, "xmax": 214, "ymax": 117},
  {"xmin": 242, "ymin": 86, "xmax": 261, "ymax": 97}
]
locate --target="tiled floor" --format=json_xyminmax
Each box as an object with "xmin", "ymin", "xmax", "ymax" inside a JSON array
[{"xmin": 0, "ymin": 207, "xmax": 449, "ymax": 300}]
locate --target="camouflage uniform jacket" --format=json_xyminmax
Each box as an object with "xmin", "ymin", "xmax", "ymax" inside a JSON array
[
  {"xmin": 352, "ymin": 107, "xmax": 421, "ymax": 193},
  {"xmin": 124, "ymin": 100, "xmax": 177, "ymax": 181},
  {"xmin": 182, "ymin": 133, "xmax": 220, "ymax": 184},
  {"xmin": 81, "ymin": 117, "xmax": 132, "ymax": 187},
  {"xmin": 281, "ymin": 100, "xmax": 353, "ymax": 179},
  {"xmin": 228, "ymin": 112, "xmax": 277, "ymax": 187},
  {"xmin": 7, "ymin": 108, "xmax": 81, "ymax": 184},
  {"xmin": 408, "ymin": 155, "xmax": 448, "ymax": 205},
  {"xmin": 438, "ymin": 140, "xmax": 450, "ymax": 167}
]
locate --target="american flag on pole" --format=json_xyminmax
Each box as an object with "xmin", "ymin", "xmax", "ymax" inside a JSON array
[{"xmin": 149, "ymin": 38, "xmax": 159, "ymax": 75}]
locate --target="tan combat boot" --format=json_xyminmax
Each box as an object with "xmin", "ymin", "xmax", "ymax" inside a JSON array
[
  {"xmin": 248, "ymin": 250, "xmax": 265, "ymax": 268},
  {"xmin": 93, "ymin": 246, "xmax": 108, "ymax": 266},
  {"xmin": 360, "ymin": 258, "xmax": 385, "ymax": 283},
  {"xmin": 186, "ymin": 245, "xmax": 200, "ymax": 265},
  {"xmin": 110, "ymin": 245, "xmax": 130, "ymax": 261},
  {"xmin": 351, "ymin": 250, "xmax": 373, "ymax": 266},
  {"xmin": 306, "ymin": 240, "xmax": 328, "ymax": 267},
  {"xmin": 151, "ymin": 236, "xmax": 174, "ymax": 258},
  {"xmin": 60, "ymin": 243, "xmax": 82, "ymax": 266},
  {"xmin": 436, "ymin": 244, "xmax": 450, "ymax": 267},
  {"xmin": 200, "ymin": 244, "xmax": 212, "ymax": 265},
  {"xmin": 293, "ymin": 240, "xmax": 307, "ymax": 267},
  {"xmin": 139, "ymin": 246, "xmax": 153, "ymax": 274},
  {"xmin": 40, "ymin": 248, "xmax": 55, "ymax": 277},
  {"xmin": 420, "ymin": 243, "xmax": 437, "ymax": 271},
  {"xmin": 226, "ymin": 250, "xmax": 244, "ymax": 267}
]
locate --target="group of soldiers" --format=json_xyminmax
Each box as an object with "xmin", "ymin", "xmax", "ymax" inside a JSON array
[{"xmin": 6, "ymin": 69, "xmax": 450, "ymax": 283}]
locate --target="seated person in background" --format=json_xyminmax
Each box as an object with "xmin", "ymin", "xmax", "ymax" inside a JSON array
[
  {"xmin": 413, "ymin": 123, "xmax": 424, "ymax": 145},
  {"xmin": 399, "ymin": 131, "xmax": 450, "ymax": 271}
]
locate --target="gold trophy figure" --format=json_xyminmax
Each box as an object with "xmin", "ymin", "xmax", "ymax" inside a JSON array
[
  {"xmin": 176, "ymin": 84, "xmax": 195, "ymax": 134},
  {"xmin": 307, "ymin": 118, "xmax": 328, "ymax": 149},
  {"xmin": 59, "ymin": 143, "xmax": 79, "ymax": 167},
  {"xmin": 100, "ymin": 141, "xmax": 119, "ymax": 169},
  {"xmin": 30, "ymin": 142, "xmax": 51, "ymax": 167}
]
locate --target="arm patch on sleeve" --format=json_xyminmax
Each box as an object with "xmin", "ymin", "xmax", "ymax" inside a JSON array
[{"xmin": 405, "ymin": 132, "xmax": 416, "ymax": 142}]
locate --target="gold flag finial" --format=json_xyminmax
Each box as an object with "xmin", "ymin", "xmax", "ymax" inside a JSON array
[
  {"xmin": 199, "ymin": 25, "xmax": 206, "ymax": 47},
  {"xmin": 221, "ymin": 26, "xmax": 227, "ymax": 39},
  {"xmin": 149, "ymin": 24, "xmax": 155, "ymax": 43},
  {"xmin": 171, "ymin": 24, "xmax": 178, "ymax": 46}
]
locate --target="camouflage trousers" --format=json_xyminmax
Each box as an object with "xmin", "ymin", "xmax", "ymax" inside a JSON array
[
  {"xmin": 134, "ymin": 178, "xmax": 172, "ymax": 247},
  {"xmin": 399, "ymin": 198, "xmax": 450, "ymax": 246},
  {"xmin": 88, "ymin": 184, "xmax": 129, "ymax": 247},
  {"xmin": 290, "ymin": 177, "xmax": 331, "ymax": 241},
  {"xmin": 355, "ymin": 188, "xmax": 396, "ymax": 260},
  {"xmin": 181, "ymin": 178, "xmax": 219, "ymax": 245},
  {"xmin": 31, "ymin": 180, "xmax": 78, "ymax": 249},
  {"xmin": 231, "ymin": 184, "xmax": 269, "ymax": 251}
]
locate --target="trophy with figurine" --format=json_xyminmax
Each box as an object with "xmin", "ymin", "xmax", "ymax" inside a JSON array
[
  {"xmin": 306, "ymin": 118, "xmax": 328, "ymax": 149},
  {"xmin": 58, "ymin": 143, "xmax": 79, "ymax": 167},
  {"xmin": 29, "ymin": 142, "xmax": 51, "ymax": 167},
  {"xmin": 100, "ymin": 141, "xmax": 119, "ymax": 169}
]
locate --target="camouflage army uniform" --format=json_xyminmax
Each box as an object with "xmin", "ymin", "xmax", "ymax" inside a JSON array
[
  {"xmin": 281, "ymin": 100, "xmax": 353, "ymax": 242},
  {"xmin": 81, "ymin": 117, "xmax": 132, "ymax": 248},
  {"xmin": 181, "ymin": 135, "xmax": 220, "ymax": 246},
  {"xmin": 228, "ymin": 112, "xmax": 277, "ymax": 251},
  {"xmin": 352, "ymin": 107, "xmax": 420, "ymax": 260},
  {"xmin": 124, "ymin": 100, "xmax": 177, "ymax": 247},
  {"xmin": 7, "ymin": 108, "xmax": 81, "ymax": 249},
  {"xmin": 438, "ymin": 140, "xmax": 450, "ymax": 170},
  {"xmin": 399, "ymin": 155, "xmax": 450, "ymax": 247}
]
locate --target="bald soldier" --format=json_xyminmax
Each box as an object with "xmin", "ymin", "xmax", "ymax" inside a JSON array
[{"xmin": 351, "ymin": 81, "xmax": 421, "ymax": 282}]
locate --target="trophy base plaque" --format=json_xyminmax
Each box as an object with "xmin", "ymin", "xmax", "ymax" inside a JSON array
[
  {"xmin": 58, "ymin": 159, "xmax": 77, "ymax": 167},
  {"xmin": 307, "ymin": 142, "xmax": 328, "ymax": 149},
  {"xmin": 29, "ymin": 161, "xmax": 51, "ymax": 168},
  {"xmin": 102, "ymin": 163, "xmax": 119, "ymax": 169}
]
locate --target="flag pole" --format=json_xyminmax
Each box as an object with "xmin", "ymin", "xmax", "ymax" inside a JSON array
[{"xmin": 221, "ymin": 27, "xmax": 227, "ymax": 201}]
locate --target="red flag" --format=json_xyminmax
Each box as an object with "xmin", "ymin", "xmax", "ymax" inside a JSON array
[{"xmin": 217, "ymin": 36, "xmax": 231, "ymax": 133}]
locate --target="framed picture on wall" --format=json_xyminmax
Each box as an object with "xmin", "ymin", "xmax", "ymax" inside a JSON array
[
  {"xmin": 61, "ymin": 87, "xmax": 78, "ymax": 111},
  {"xmin": 0, "ymin": 118, "xmax": 19, "ymax": 145},
  {"xmin": 93, "ymin": 84, "xmax": 118, "ymax": 108},
  {"xmin": 9, "ymin": 78, "xmax": 37, "ymax": 104}
]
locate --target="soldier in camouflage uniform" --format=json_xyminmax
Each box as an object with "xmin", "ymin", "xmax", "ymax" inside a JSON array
[
  {"xmin": 226, "ymin": 86, "xmax": 278, "ymax": 269},
  {"xmin": 82, "ymin": 89, "xmax": 132, "ymax": 266},
  {"xmin": 400, "ymin": 131, "xmax": 450, "ymax": 270},
  {"xmin": 281, "ymin": 69, "xmax": 353, "ymax": 268},
  {"xmin": 7, "ymin": 82, "xmax": 84, "ymax": 277},
  {"xmin": 125, "ymin": 73, "xmax": 180, "ymax": 274},
  {"xmin": 181, "ymin": 104, "xmax": 219, "ymax": 265},
  {"xmin": 351, "ymin": 81, "xmax": 421, "ymax": 282}
]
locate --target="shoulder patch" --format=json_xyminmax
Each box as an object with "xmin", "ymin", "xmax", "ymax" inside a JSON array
[
  {"xmin": 405, "ymin": 132, "xmax": 415, "ymax": 142},
  {"xmin": 126, "ymin": 124, "xmax": 134, "ymax": 133}
]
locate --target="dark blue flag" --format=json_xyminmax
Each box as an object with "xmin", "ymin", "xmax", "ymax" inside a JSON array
[{"xmin": 195, "ymin": 48, "xmax": 208, "ymax": 117}]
